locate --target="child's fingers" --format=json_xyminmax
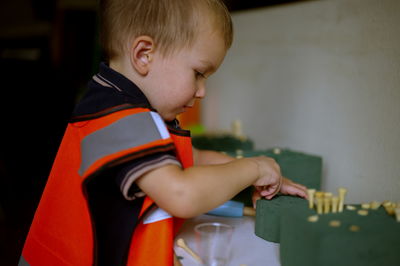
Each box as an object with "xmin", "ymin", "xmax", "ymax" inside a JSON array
[
  {"xmin": 252, "ymin": 190, "xmax": 262, "ymax": 209},
  {"xmin": 259, "ymin": 181, "xmax": 281, "ymax": 198},
  {"xmin": 280, "ymin": 177, "xmax": 308, "ymax": 198},
  {"xmin": 281, "ymin": 185, "xmax": 308, "ymax": 198},
  {"xmin": 264, "ymin": 194, "xmax": 276, "ymax": 200}
]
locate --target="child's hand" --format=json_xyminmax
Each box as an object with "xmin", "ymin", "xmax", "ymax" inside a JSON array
[
  {"xmin": 251, "ymin": 177, "xmax": 308, "ymax": 208},
  {"xmin": 251, "ymin": 156, "xmax": 283, "ymax": 200},
  {"xmin": 279, "ymin": 177, "xmax": 308, "ymax": 199}
]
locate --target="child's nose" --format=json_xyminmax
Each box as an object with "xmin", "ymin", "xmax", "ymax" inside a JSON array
[{"xmin": 195, "ymin": 84, "xmax": 206, "ymax": 98}]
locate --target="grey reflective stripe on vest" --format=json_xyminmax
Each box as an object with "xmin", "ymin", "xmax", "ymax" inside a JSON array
[
  {"xmin": 18, "ymin": 256, "xmax": 30, "ymax": 266},
  {"xmin": 79, "ymin": 111, "xmax": 170, "ymax": 176}
]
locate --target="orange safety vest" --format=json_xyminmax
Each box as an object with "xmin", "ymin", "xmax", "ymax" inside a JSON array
[{"xmin": 20, "ymin": 104, "xmax": 193, "ymax": 266}]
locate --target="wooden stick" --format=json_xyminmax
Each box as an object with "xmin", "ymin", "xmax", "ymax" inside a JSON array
[
  {"xmin": 176, "ymin": 238, "xmax": 202, "ymax": 263},
  {"xmin": 243, "ymin": 206, "xmax": 256, "ymax": 216}
]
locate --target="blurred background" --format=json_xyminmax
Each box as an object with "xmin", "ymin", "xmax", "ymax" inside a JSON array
[
  {"xmin": 1, "ymin": 0, "xmax": 399, "ymax": 265},
  {"xmin": 204, "ymin": 0, "xmax": 400, "ymax": 204},
  {"xmin": 0, "ymin": 0, "xmax": 99, "ymax": 265}
]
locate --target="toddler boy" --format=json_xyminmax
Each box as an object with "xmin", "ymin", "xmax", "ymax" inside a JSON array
[{"xmin": 20, "ymin": 0, "xmax": 307, "ymax": 265}]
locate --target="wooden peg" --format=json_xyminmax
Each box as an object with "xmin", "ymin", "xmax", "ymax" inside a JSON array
[
  {"xmin": 324, "ymin": 196, "xmax": 331, "ymax": 214},
  {"xmin": 235, "ymin": 149, "xmax": 244, "ymax": 159},
  {"xmin": 315, "ymin": 191, "xmax": 324, "ymax": 214},
  {"xmin": 395, "ymin": 207, "xmax": 400, "ymax": 222},
  {"xmin": 316, "ymin": 197, "xmax": 324, "ymax": 214},
  {"xmin": 307, "ymin": 189, "xmax": 316, "ymax": 209},
  {"xmin": 331, "ymin": 196, "xmax": 339, "ymax": 213},
  {"xmin": 338, "ymin": 187, "xmax": 347, "ymax": 213},
  {"xmin": 370, "ymin": 201, "xmax": 381, "ymax": 210},
  {"xmin": 243, "ymin": 206, "xmax": 256, "ymax": 216},
  {"xmin": 176, "ymin": 238, "xmax": 202, "ymax": 263}
]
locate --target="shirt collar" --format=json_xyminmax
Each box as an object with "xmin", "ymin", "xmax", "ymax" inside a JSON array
[{"xmin": 95, "ymin": 62, "xmax": 151, "ymax": 105}]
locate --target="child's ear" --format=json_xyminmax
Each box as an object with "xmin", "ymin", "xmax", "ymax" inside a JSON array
[{"xmin": 130, "ymin": 36, "xmax": 155, "ymax": 75}]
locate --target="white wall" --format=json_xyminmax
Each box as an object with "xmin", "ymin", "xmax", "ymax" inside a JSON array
[{"xmin": 203, "ymin": 0, "xmax": 400, "ymax": 203}]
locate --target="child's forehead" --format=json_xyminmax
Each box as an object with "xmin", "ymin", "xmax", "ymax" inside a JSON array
[
  {"xmin": 196, "ymin": 5, "xmax": 224, "ymax": 26},
  {"xmin": 194, "ymin": 10, "xmax": 229, "ymax": 38}
]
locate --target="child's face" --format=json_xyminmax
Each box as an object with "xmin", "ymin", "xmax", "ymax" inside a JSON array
[{"xmin": 146, "ymin": 23, "xmax": 227, "ymax": 121}]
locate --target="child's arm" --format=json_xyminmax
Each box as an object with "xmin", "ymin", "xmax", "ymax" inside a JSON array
[
  {"xmin": 193, "ymin": 148, "xmax": 308, "ymax": 199},
  {"xmin": 192, "ymin": 147, "xmax": 234, "ymax": 165},
  {"xmin": 136, "ymin": 156, "xmax": 280, "ymax": 218}
]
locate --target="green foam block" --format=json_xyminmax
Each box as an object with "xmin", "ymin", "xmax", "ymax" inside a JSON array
[
  {"xmin": 232, "ymin": 149, "xmax": 323, "ymax": 190},
  {"xmin": 255, "ymin": 196, "xmax": 308, "ymax": 243},
  {"xmin": 280, "ymin": 205, "xmax": 400, "ymax": 266},
  {"xmin": 254, "ymin": 149, "xmax": 322, "ymax": 242}
]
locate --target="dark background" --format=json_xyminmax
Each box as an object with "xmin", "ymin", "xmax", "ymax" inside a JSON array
[{"xmin": 0, "ymin": 0, "xmax": 309, "ymax": 265}]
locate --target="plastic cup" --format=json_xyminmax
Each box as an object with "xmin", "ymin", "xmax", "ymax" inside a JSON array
[{"xmin": 194, "ymin": 222, "xmax": 234, "ymax": 266}]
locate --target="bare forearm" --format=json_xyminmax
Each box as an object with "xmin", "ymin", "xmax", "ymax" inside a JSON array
[
  {"xmin": 137, "ymin": 158, "xmax": 259, "ymax": 218},
  {"xmin": 181, "ymin": 158, "xmax": 258, "ymax": 212}
]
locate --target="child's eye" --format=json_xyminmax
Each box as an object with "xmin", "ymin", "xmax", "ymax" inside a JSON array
[{"xmin": 195, "ymin": 71, "xmax": 206, "ymax": 79}]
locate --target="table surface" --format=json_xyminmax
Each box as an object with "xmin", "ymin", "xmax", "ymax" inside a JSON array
[{"xmin": 174, "ymin": 214, "xmax": 281, "ymax": 266}]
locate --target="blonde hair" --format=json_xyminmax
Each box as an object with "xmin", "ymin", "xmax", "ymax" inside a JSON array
[{"xmin": 100, "ymin": 0, "xmax": 233, "ymax": 60}]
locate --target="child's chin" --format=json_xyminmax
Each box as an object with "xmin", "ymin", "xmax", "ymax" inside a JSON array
[{"xmin": 163, "ymin": 114, "xmax": 177, "ymax": 122}]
